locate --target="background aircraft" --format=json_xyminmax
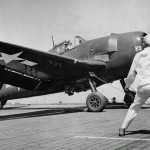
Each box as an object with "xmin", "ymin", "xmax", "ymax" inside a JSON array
[{"xmin": 0, "ymin": 31, "xmax": 146, "ymax": 111}]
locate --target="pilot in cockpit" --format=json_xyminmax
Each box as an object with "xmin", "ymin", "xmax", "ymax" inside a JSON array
[{"xmin": 64, "ymin": 40, "xmax": 72, "ymax": 51}]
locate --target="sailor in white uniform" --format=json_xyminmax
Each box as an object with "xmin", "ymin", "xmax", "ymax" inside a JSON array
[{"xmin": 119, "ymin": 34, "xmax": 150, "ymax": 136}]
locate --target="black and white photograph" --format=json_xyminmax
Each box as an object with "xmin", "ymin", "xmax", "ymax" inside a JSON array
[{"xmin": 1, "ymin": 0, "xmax": 150, "ymax": 149}]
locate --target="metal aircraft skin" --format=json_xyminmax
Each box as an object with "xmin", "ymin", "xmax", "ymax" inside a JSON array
[{"xmin": 0, "ymin": 31, "xmax": 147, "ymax": 111}]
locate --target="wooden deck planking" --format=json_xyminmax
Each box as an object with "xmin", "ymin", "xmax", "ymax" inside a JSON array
[{"xmin": 0, "ymin": 104, "xmax": 150, "ymax": 149}]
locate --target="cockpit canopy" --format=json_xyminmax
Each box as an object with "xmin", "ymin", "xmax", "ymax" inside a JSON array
[
  {"xmin": 49, "ymin": 36, "xmax": 86, "ymax": 54},
  {"xmin": 49, "ymin": 40, "xmax": 72, "ymax": 54}
]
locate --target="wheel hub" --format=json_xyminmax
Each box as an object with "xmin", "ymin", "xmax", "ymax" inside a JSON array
[{"xmin": 90, "ymin": 96, "xmax": 101, "ymax": 108}]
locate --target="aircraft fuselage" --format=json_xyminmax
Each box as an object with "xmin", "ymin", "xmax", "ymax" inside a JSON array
[{"xmin": 0, "ymin": 31, "xmax": 147, "ymax": 105}]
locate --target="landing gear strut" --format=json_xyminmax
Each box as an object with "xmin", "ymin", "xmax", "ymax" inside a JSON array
[
  {"xmin": 86, "ymin": 77, "xmax": 107, "ymax": 112},
  {"xmin": 120, "ymin": 79, "xmax": 135, "ymax": 107}
]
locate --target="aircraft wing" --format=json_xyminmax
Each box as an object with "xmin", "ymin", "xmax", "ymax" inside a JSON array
[{"xmin": 0, "ymin": 41, "xmax": 106, "ymax": 91}]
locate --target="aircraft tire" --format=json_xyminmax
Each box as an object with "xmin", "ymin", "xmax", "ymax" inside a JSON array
[
  {"xmin": 86, "ymin": 92, "xmax": 107, "ymax": 112},
  {"xmin": 124, "ymin": 90, "xmax": 135, "ymax": 107}
]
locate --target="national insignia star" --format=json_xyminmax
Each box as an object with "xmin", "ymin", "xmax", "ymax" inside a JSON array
[{"xmin": 0, "ymin": 52, "xmax": 24, "ymax": 64}]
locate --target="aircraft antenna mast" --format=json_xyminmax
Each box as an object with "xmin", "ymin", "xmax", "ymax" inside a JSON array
[
  {"xmin": 51, "ymin": 36, "xmax": 55, "ymax": 48},
  {"xmin": 74, "ymin": 36, "xmax": 76, "ymax": 47}
]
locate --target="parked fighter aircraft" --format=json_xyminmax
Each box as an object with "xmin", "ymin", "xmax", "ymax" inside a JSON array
[{"xmin": 0, "ymin": 31, "xmax": 147, "ymax": 111}]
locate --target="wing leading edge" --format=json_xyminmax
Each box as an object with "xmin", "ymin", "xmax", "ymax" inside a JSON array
[{"xmin": 0, "ymin": 41, "xmax": 106, "ymax": 91}]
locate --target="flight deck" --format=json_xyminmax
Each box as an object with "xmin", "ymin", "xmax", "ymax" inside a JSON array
[{"xmin": 0, "ymin": 103, "xmax": 150, "ymax": 150}]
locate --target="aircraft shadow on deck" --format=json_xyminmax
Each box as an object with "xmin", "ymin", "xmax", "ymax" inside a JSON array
[
  {"xmin": 0, "ymin": 106, "xmax": 86, "ymax": 121},
  {"xmin": 1, "ymin": 103, "xmax": 150, "ymax": 121},
  {"xmin": 105, "ymin": 103, "xmax": 128, "ymax": 109},
  {"xmin": 105, "ymin": 103, "xmax": 150, "ymax": 109}
]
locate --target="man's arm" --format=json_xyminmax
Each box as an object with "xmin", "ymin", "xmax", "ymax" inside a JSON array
[{"xmin": 125, "ymin": 55, "xmax": 138, "ymax": 90}]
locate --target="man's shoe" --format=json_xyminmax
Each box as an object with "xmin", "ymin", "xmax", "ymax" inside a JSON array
[{"xmin": 119, "ymin": 128, "xmax": 125, "ymax": 136}]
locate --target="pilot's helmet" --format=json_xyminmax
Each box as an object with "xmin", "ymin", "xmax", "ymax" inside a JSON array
[{"xmin": 143, "ymin": 35, "xmax": 150, "ymax": 45}]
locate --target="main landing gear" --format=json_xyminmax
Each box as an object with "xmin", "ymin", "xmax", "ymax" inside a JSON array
[
  {"xmin": 86, "ymin": 78, "xmax": 107, "ymax": 112},
  {"xmin": 120, "ymin": 79, "xmax": 135, "ymax": 107}
]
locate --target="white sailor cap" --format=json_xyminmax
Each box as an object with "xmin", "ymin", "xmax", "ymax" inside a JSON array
[{"xmin": 143, "ymin": 35, "xmax": 150, "ymax": 45}]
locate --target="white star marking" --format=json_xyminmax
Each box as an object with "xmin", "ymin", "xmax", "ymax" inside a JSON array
[
  {"xmin": 0, "ymin": 52, "xmax": 37, "ymax": 66},
  {"xmin": 0, "ymin": 52, "xmax": 24, "ymax": 64},
  {"xmin": 21, "ymin": 60, "xmax": 37, "ymax": 66}
]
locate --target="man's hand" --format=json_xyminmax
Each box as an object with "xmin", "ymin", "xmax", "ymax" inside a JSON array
[{"xmin": 125, "ymin": 85, "xmax": 129, "ymax": 91}]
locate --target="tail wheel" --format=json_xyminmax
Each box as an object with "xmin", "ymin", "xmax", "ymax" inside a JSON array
[
  {"xmin": 124, "ymin": 90, "xmax": 135, "ymax": 107},
  {"xmin": 0, "ymin": 99, "xmax": 7, "ymax": 109},
  {"xmin": 86, "ymin": 92, "xmax": 107, "ymax": 112}
]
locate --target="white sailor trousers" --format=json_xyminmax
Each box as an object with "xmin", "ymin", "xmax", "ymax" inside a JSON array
[{"xmin": 122, "ymin": 84, "xmax": 150, "ymax": 129}]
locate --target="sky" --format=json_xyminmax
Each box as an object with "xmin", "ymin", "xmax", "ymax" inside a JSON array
[{"xmin": 0, "ymin": 0, "xmax": 150, "ymax": 104}]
